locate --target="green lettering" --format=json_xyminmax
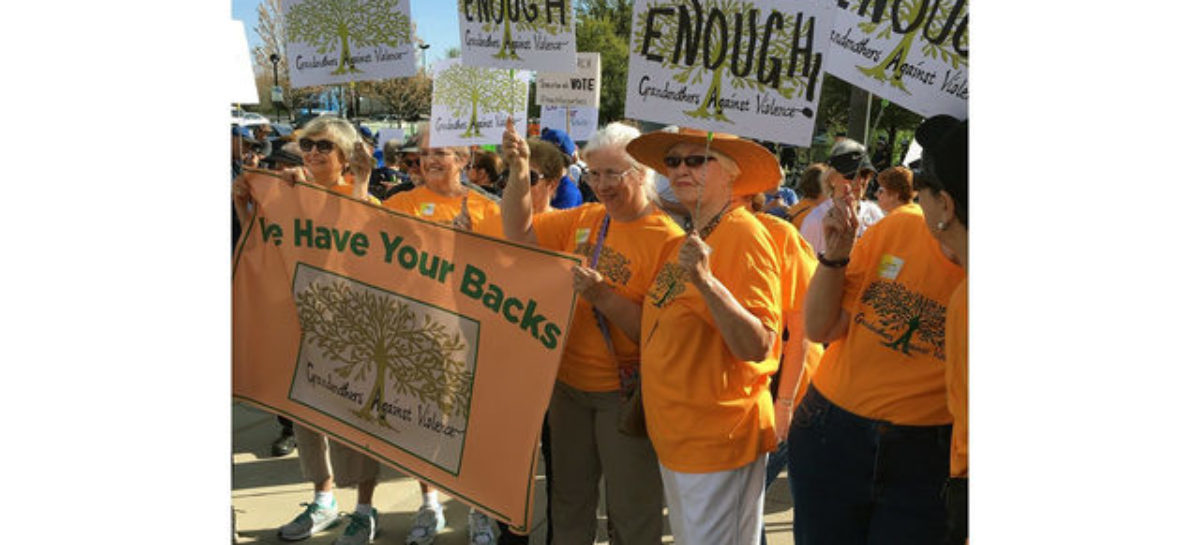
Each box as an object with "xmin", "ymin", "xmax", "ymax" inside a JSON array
[
  {"xmin": 294, "ymin": 219, "xmax": 313, "ymax": 247},
  {"xmin": 438, "ymin": 259, "xmax": 455, "ymax": 283},
  {"xmin": 398, "ymin": 246, "xmax": 418, "ymax": 269},
  {"xmin": 540, "ymin": 323, "xmax": 561, "ymax": 350},
  {"xmin": 314, "ymin": 226, "xmax": 331, "ymax": 249},
  {"xmin": 482, "ymin": 284, "xmax": 503, "ymax": 312},
  {"xmin": 502, "ymin": 297, "xmax": 524, "ymax": 324},
  {"xmin": 350, "ymin": 233, "xmax": 369, "ymax": 257},
  {"xmin": 518, "ymin": 299, "xmax": 545, "ymax": 339},
  {"xmin": 380, "ymin": 232, "xmax": 404, "ymax": 263},
  {"xmin": 418, "ymin": 253, "xmax": 441, "ymax": 280},
  {"xmin": 460, "ymin": 264, "xmax": 486, "ymax": 299}
]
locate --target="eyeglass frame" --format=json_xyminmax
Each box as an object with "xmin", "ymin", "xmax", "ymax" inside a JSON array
[
  {"xmin": 298, "ymin": 138, "xmax": 337, "ymax": 154},
  {"xmin": 581, "ymin": 166, "xmax": 638, "ymax": 186},
  {"xmin": 663, "ymin": 154, "xmax": 716, "ymax": 169}
]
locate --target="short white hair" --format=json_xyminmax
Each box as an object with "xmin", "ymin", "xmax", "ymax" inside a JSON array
[{"xmin": 582, "ymin": 122, "xmax": 655, "ymax": 198}]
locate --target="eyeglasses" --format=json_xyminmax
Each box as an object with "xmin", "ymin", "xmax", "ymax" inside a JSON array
[
  {"xmin": 582, "ymin": 166, "xmax": 636, "ymax": 186},
  {"xmin": 404, "ymin": 158, "xmax": 421, "ymax": 168},
  {"xmin": 298, "ymin": 138, "xmax": 336, "ymax": 154},
  {"xmin": 663, "ymin": 155, "xmax": 716, "ymax": 169},
  {"xmin": 529, "ymin": 170, "xmax": 544, "ymax": 186}
]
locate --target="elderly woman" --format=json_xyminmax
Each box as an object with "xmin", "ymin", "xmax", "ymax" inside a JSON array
[
  {"xmin": 474, "ymin": 138, "xmax": 560, "ymax": 238},
  {"xmin": 625, "ymin": 129, "xmax": 784, "ymax": 545},
  {"xmin": 874, "ymin": 165, "xmax": 916, "ymax": 215},
  {"xmin": 232, "ymin": 116, "xmax": 384, "ymax": 545},
  {"xmin": 381, "ymin": 122, "xmax": 500, "ymax": 227},
  {"xmin": 911, "ymin": 116, "xmax": 968, "ymax": 544},
  {"xmin": 791, "ymin": 116, "xmax": 967, "ymax": 543},
  {"xmin": 501, "ymin": 119, "xmax": 684, "ymax": 544}
]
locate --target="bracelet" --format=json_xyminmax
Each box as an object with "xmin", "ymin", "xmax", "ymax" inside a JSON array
[{"xmin": 818, "ymin": 252, "xmax": 850, "ymax": 268}]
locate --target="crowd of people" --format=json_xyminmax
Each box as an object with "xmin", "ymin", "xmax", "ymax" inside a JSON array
[{"xmin": 232, "ymin": 110, "xmax": 968, "ymax": 545}]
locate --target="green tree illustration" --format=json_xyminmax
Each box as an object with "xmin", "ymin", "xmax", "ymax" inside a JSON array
[
  {"xmin": 433, "ymin": 63, "xmax": 526, "ymax": 137},
  {"xmin": 295, "ymin": 280, "xmax": 474, "ymax": 429},
  {"xmin": 855, "ymin": 0, "xmax": 968, "ymax": 94},
  {"xmin": 861, "ymin": 280, "xmax": 946, "ymax": 358},
  {"xmin": 459, "ymin": 0, "xmax": 572, "ymax": 60},
  {"xmin": 648, "ymin": 262, "xmax": 689, "ymax": 308},
  {"xmin": 634, "ymin": 0, "xmax": 821, "ymax": 124},
  {"xmin": 286, "ymin": 0, "xmax": 412, "ymax": 75}
]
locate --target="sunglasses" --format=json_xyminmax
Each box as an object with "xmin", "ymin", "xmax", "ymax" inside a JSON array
[
  {"xmin": 663, "ymin": 155, "xmax": 716, "ymax": 168},
  {"xmin": 405, "ymin": 158, "xmax": 421, "ymax": 167},
  {"xmin": 298, "ymin": 138, "xmax": 336, "ymax": 154}
]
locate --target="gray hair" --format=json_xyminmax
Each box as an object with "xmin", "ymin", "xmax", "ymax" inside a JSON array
[
  {"xmin": 297, "ymin": 116, "xmax": 359, "ymax": 161},
  {"xmin": 582, "ymin": 122, "xmax": 655, "ymax": 199}
]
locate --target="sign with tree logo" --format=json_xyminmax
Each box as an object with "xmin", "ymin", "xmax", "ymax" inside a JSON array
[
  {"xmin": 536, "ymin": 52, "xmax": 601, "ymax": 108},
  {"xmin": 624, "ymin": 0, "xmax": 834, "ymax": 147},
  {"xmin": 430, "ymin": 59, "xmax": 530, "ymax": 147},
  {"xmin": 539, "ymin": 104, "xmax": 599, "ymax": 141},
  {"xmin": 283, "ymin": 0, "xmax": 418, "ymax": 88},
  {"xmin": 824, "ymin": 0, "xmax": 968, "ymax": 119},
  {"xmin": 233, "ymin": 170, "xmax": 580, "ymax": 531},
  {"xmin": 457, "ymin": 0, "xmax": 577, "ymax": 72}
]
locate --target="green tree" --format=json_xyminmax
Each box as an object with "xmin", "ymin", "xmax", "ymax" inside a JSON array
[
  {"xmin": 434, "ymin": 63, "xmax": 525, "ymax": 137},
  {"xmin": 286, "ymin": 0, "xmax": 412, "ymax": 75},
  {"xmin": 575, "ymin": 13, "xmax": 628, "ymax": 124},
  {"xmin": 861, "ymin": 280, "xmax": 946, "ymax": 358},
  {"xmin": 855, "ymin": 0, "xmax": 968, "ymax": 94},
  {"xmin": 359, "ymin": 74, "xmax": 433, "ymax": 122},
  {"xmin": 634, "ymin": 0, "xmax": 821, "ymax": 124},
  {"xmin": 295, "ymin": 280, "xmax": 475, "ymax": 428},
  {"xmin": 459, "ymin": 0, "xmax": 572, "ymax": 60}
]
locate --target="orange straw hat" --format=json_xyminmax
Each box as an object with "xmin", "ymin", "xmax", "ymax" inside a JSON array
[{"xmin": 626, "ymin": 128, "xmax": 781, "ymax": 196}]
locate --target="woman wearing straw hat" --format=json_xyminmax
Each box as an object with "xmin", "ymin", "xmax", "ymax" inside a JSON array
[{"xmin": 626, "ymin": 129, "xmax": 785, "ymax": 545}]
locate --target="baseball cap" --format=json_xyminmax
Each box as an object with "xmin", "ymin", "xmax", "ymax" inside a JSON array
[{"xmin": 539, "ymin": 128, "xmax": 576, "ymax": 157}]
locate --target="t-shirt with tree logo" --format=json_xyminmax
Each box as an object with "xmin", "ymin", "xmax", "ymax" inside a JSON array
[
  {"xmin": 382, "ymin": 185, "xmax": 500, "ymax": 226},
  {"xmin": 531, "ymin": 203, "xmax": 684, "ymax": 392},
  {"xmin": 812, "ymin": 203, "xmax": 966, "ymax": 426},
  {"xmin": 641, "ymin": 207, "xmax": 783, "ymax": 473}
]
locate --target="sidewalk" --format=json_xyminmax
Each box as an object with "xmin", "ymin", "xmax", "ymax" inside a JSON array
[{"xmin": 233, "ymin": 402, "xmax": 797, "ymax": 544}]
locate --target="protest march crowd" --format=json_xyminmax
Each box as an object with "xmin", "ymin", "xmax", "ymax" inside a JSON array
[{"xmin": 232, "ymin": 108, "xmax": 967, "ymax": 545}]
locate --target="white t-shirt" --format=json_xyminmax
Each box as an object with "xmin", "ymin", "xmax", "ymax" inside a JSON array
[{"xmin": 800, "ymin": 199, "xmax": 886, "ymax": 255}]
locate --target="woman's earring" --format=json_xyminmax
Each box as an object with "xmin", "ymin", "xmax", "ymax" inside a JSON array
[{"xmin": 936, "ymin": 220, "xmax": 948, "ymax": 231}]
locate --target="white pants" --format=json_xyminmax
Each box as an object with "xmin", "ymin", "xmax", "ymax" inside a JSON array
[{"xmin": 660, "ymin": 455, "xmax": 767, "ymax": 545}]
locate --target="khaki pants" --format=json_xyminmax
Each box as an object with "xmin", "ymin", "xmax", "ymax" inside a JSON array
[
  {"xmin": 548, "ymin": 381, "xmax": 663, "ymax": 544},
  {"xmin": 660, "ymin": 455, "xmax": 766, "ymax": 545},
  {"xmin": 295, "ymin": 425, "xmax": 380, "ymax": 488}
]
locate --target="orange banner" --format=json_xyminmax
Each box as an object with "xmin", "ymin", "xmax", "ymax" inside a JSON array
[{"xmin": 232, "ymin": 171, "xmax": 579, "ymax": 531}]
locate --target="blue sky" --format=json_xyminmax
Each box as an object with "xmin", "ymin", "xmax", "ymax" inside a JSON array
[{"xmin": 231, "ymin": 0, "xmax": 461, "ymax": 67}]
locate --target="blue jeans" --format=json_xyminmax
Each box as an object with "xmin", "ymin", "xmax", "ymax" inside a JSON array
[{"xmin": 787, "ymin": 387, "xmax": 950, "ymax": 545}]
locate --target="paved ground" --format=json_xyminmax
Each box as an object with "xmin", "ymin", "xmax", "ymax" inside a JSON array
[{"xmin": 233, "ymin": 402, "xmax": 796, "ymax": 544}]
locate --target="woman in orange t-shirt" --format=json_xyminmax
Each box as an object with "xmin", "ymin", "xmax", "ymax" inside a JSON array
[
  {"xmin": 380, "ymin": 124, "xmax": 500, "ymax": 228},
  {"xmin": 500, "ymin": 119, "xmax": 684, "ymax": 544},
  {"xmin": 913, "ymin": 116, "xmax": 969, "ymax": 545},
  {"xmin": 787, "ymin": 162, "xmax": 830, "ymax": 234},
  {"xmin": 232, "ymin": 116, "xmax": 387, "ymax": 543},
  {"xmin": 627, "ymin": 129, "xmax": 783, "ymax": 545},
  {"xmin": 791, "ymin": 115, "xmax": 967, "ymax": 544}
]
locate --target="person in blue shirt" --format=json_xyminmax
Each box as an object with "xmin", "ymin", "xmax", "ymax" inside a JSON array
[{"xmin": 539, "ymin": 128, "xmax": 584, "ymax": 208}]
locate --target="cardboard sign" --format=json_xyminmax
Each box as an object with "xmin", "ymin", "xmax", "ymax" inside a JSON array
[
  {"xmin": 536, "ymin": 52, "xmax": 601, "ymax": 108},
  {"xmin": 624, "ymin": 0, "xmax": 833, "ymax": 147},
  {"xmin": 458, "ymin": 0, "xmax": 577, "ymax": 72},
  {"xmin": 233, "ymin": 171, "xmax": 580, "ymax": 531},
  {"xmin": 539, "ymin": 105, "xmax": 599, "ymax": 142},
  {"xmin": 283, "ymin": 0, "xmax": 418, "ymax": 88},
  {"xmin": 824, "ymin": 0, "xmax": 968, "ymax": 119},
  {"xmin": 430, "ymin": 59, "xmax": 530, "ymax": 147}
]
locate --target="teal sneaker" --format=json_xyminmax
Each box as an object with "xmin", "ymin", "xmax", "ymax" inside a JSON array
[
  {"xmin": 278, "ymin": 502, "xmax": 340, "ymax": 541},
  {"xmin": 333, "ymin": 508, "xmax": 377, "ymax": 545}
]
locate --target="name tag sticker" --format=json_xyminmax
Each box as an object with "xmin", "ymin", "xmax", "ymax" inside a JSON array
[
  {"xmin": 574, "ymin": 228, "xmax": 591, "ymax": 245},
  {"xmin": 878, "ymin": 254, "xmax": 905, "ymax": 280},
  {"xmin": 421, "ymin": 203, "xmax": 436, "ymax": 216}
]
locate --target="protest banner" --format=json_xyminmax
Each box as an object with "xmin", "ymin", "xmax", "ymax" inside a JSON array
[
  {"xmin": 457, "ymin": 0, "xmax": 577, "ymax": 72},
  {"xmin": 624, "ymin": 0, "xmax": 833, "ymax": 147},
  {"xmin": 232, "ymin": 171, "xmax": 579, "ymax": 531},
  {"xmin": 824, "ymin": 0, "xmax": 968, "ymax": 119},
  {"xmin": 283, "ymin": 0, "xmax": 418, "ymax": 88},
  {"xmin": 535, "ymin": 52, "xmax": 601, "ymax": 108},
  {"xmin": 539, "ymin": 104, "xmax": 599, "ymax": 142},
  {"xmin": 430, "ymin": 59, "xmax": 530, "ymax": 147}
]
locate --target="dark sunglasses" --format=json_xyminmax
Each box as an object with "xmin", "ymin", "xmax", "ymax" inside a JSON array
[
  {"xmin": 298, "ymin": 138, "xmax": 336, "ymax": 154},
  {"xmin": 529, "ymin": 170, "xmax": 544, "ymax": 186},
  {"xmin": 404, "ymin": 158, "xmax": 421, "ymax": 167},
  {"xmin": 663, "ymin": 155, "xmax": 716, "ymax": 168}
]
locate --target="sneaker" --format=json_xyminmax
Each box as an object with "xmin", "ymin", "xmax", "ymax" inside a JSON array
[
  {"xmin": 271, "ymin": 432, "xmax": 297, "ymax": 457},
  {"xmin": 468, "ymin": 510, "xmax": 496, "ymax": 545},
  {"xmin": 278, "ymin": 502, "xmax": 340, "ymax": 541},
  {"xmin": 333, "ymin": 508, "xmax": 377, "ymax": 545},
  {"xmin": 405, "ymin": 506, "xmax": 445, "ymax": 545}
]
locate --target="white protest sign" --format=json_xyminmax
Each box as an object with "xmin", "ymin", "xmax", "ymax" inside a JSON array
[
  {"xmin": 458, "ymin": 0, "xmax": 577, "ymax": 72},
  {"xmin": 624, "ymin": 0, "xmax": 833, "ymax": 147},
  {"xmin": 430, "ymin": 59, "xmax": 530, "ymax": 147},
  {"xmin": 377, "ymin": 128, "xmax": 410, "ymax": 152},
  {"xmin": 535, "ymin": 52, "xmax": 601, "ymax": 108},
  {"xmin": 283, "ymin": 0, "xmax": 418, "ymax": 88},
  {"xmin": 539, "ymin": 105, "xmax": 599, "ymax": 141},
  {"xmin": 824, "ymin": 0, "xmax": 968, "ymax": 119}
]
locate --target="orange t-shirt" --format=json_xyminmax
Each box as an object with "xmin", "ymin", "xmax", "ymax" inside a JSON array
[
  {"xmin": 473, "ymin": 213, "xmax": 506, "ymax": 239},
  {"xmin": 788, "ymin": 197, "xmax": 822, "ymax": 233},
  {"xmin": 321, "ymin": 177, "xmax": 381, "ymax": 205},
  {"xmin": 811, "ymin": 203, "xmax": 966, "ymax": 425},
  {"xmin": 531, "ymin": 203, "xmax": 684, "ymax": 392},
  {"xmin": 946, "ymin": 278, "xmax": 968, "ymax": 477},
  {"xmin": 382, "ymin": 185, "xmax": 499, "ymax": 226},
  {"xmin": 753, "ymin": 211, "xmax": 825, "ymax": 404},
  {"xmin": 641, "ymin": 206, "xmax": 782, "ymax": 473}
]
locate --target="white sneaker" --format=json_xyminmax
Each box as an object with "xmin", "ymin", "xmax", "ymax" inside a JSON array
[
  {"xmin": 405, "ymin": 506, "xmax": 445, "ymax": 545},
  {"xmin": 333, "ymin": 508, "xmax": 377, "ymax": 545},
  {"xmin": 467, "ymin": 510, "xmax": 496, "ymax": 545},
  {"xmin": 277, "ymin": 502, "xmax": 340, "ymax": 541}
]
